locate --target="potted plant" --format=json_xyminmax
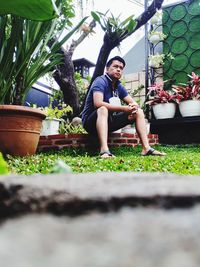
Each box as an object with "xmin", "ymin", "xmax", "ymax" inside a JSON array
[
  {"xmin": 40, "ymin": 101, "xmax": 72, "ymax": 136},
  {"xmin": 146, "ymin": 81, "xmax": 178, "ymax": 119},
  {"xmin": 0, "ymin": 0, "xmax": 85, "ymax": 156},
  {"xmin": 172, "ymin": 72, "xmax": 200, "ymax": 117},
  {"xmin": 150, "ymin": 11, "xmax": 162, "ymax": 25},
  {"xmin": 149, "ymin": 53, "xmax": 174, "ymax": 68},
  {"xmin": 148, "ymin": 31, "xmax": 166, "ymax": 44}
]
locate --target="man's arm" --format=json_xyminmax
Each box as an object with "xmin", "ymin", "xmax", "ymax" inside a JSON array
[{"xmin": 93, "ymin": 91, "xmax": 135, "ymax": 114}]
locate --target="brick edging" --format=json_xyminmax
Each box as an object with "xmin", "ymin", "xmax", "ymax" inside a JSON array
[{"xmin": 38, "ymin": 133, "xmax": 159, "ymax": 152}]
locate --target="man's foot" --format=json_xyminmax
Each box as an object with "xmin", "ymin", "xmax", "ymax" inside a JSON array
[
  {"xmin": 141, "ymin": 148, "xmax": 166, "ymax": 156},
  {"xmin": 100, "ymin": 151, "xmax": 115, "ymax": 158}
]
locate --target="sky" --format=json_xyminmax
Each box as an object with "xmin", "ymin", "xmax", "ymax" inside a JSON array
[
  {"xmin": 72, "ymin": 0, "xmax": 177, "ymax": 65},
  {"xmin": 72, "ymin": 0, "xmax": 144, "ymax": 63}
]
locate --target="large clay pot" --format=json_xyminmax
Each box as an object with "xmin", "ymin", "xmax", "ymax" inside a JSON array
[
  {"xmin": 153, "ymin": 103, "xmax": 176, "ymax": 119},
  {"xmin": 0, "ymin": 105, "xmax": 46, "ymax": 156}
]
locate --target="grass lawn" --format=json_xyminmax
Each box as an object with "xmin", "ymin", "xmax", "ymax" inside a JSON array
[{"xmin": 6, "ymin": 145, "xmax": 200, "ymax": 175}]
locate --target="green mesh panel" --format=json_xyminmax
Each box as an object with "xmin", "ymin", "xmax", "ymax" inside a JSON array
[
  {"xmin": 163, "ymin": 0, "xmax": 200, "ymax": 84},
  {"xmin": 171, "ymin": 54, "xmax": 188, "ymax": 71},
  {"xmin": 171, "ymin": 37, "xmax": 188, "ymax": 54},
  {"xmin": 188, "ymin": 0, "xmax": 200, "ymax": 15},
  {"xmin": 170, "ymin": 4, "xmax": 187, "ymax": 20},
  {"xmin": 190, "ymin": 50, "xmax": 200, "ymax": 67},
  {"xmin": 189, "ymin": 16, "xmax": 200, "ymax": 32}
]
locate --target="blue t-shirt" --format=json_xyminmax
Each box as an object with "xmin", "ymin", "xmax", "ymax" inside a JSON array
[{"xmin": 82, "ymin": 74, "xmax": 128, "ymax": 126}]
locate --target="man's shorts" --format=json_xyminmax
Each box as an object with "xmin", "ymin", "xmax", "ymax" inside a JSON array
[{"xmin": 83, "ymin": 110, "xmax": 132, "ymax": 135}]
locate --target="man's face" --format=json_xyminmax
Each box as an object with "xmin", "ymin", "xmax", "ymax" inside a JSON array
[{"xmin": 106, "ymin": 60, "xmax": 124, "ymax": 80}]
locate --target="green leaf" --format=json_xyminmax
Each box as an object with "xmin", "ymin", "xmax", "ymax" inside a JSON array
[
  {"xmin": 126, "ymin": 19, "xmax": 137, "ymax": 32},
  {"xmin": 91, "ymin": 11, "xmax": 100, "ymax": 23},
  {"xmin": 120, "ymin": 15, "xmax": 135, "ymax": 27},
  {"xmin": 0, "ymin": 0, "xmax": 57, "ymax": 21}
]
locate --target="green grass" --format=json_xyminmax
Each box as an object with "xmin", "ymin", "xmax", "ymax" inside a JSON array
[{"xmin": 6, "ymin": 145, "xmax": 200, "ymax": 175}]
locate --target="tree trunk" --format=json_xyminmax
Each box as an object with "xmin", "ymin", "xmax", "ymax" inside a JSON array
[
  {"xmin": 53, "ymin": 48, "xmax": 80, "ymax": 117},
  {"xmin": 50, "ymin": 20, "xmax": 96, "ymax": 118},
  {"xmin": 90, "ymin": 34, "xmax": 117, "ymax": 85}
]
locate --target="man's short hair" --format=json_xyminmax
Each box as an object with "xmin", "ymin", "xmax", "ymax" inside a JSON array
[{"xmin": 106, "ymin": 56, "xmax": 126, "ymax": 68}]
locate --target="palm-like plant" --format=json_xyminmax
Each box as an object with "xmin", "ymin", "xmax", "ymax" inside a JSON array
[
  {"xmin": 91, "ymin": 10, "xmax": 137, "ymax": 43},
  {"xmin": 0, "ymin": 0, "xmax": 86, "ymax": 105}
]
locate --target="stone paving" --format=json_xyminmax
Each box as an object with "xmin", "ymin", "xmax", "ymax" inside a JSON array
[{"xmin": 0, "ymin": 172, "xmax": 200, "ymax": 266}]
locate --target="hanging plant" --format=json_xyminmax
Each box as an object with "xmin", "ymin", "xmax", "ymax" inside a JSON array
[
  {"xmin": 150, "ymin": 10, "xmax": 163, "ymax": 25},
  {"xmin": 148, "ymin": 31, "xmax": 166, "ymax": 44},
  {"xmin": 149, "ymin": 53, "xmax": 174, "ymax": 68}
]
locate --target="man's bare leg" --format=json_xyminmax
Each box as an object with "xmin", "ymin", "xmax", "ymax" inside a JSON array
[
  {"xmin": 132, "ymin": 109, "xmax": 151, "ymax": 154},
  {"xmin": 96, "ymin": 106, "xmax": 112, "ymax": 158},
  {"xmin": 130, "ymin": 109, "xmax": 166, "ymax": 156}
]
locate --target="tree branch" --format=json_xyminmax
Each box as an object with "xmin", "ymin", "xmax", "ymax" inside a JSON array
[
  {"xmin": 120, "ymin": 0, "xmax": 164, "ymax": 42},
  {"xmin": 69, "ymin": 20, "xmax": 96, "ymax": 55}
]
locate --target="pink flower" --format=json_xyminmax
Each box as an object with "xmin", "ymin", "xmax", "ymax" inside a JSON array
[
  {"xmin": 146, "ymin": 81, "xmax": 178, "ymax": 106},
  {"xmin": 172, "ymin": 72, "xmax": 200, "ymax": 101},
  {"xmin": 189, "ymin": 72, "xmax": 200, "ymax": 83}
]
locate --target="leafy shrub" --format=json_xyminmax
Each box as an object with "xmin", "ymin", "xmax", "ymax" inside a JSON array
[
  {"xmin": 40, "ymin": 91, "xmax": 72, "ymax": 119},
  {"xmin": 59, "ymin": 120, "xmax": 87, "ymax": 134},
  {"xmin": 42, "ymin": 103, "xmax": 72, "ymax": 119},
  {"xmin": 75, "ymin": 72, "xmax": 91, "ymax": 107}
]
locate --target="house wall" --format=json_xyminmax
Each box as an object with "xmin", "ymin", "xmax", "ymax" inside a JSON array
[{"xmin": 123, "ymin": 71, "xmax": 146, "ymax": 107}]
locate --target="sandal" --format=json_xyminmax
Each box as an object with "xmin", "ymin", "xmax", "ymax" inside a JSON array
[
  {"xmin": 142, "ymin": 148, "xmax": 166, "ymax": 156},
  {"xmin": 99, "ymin": 151, "xmax": 115, "ymax": 158}
]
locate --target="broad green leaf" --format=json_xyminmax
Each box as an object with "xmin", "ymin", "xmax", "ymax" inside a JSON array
[
  {"xmin": 126, "ymin": 19, "xmax": 137, "ymax": 32},
  {"xmin": 120, "ymin": 15, "xmax": 135, "ymax": 27},
  {"xmin": 0, "ymin": 0, "xmax": 57, "ymax": 21},
  {"xmin": 91, "ymin": 11, "xmax": 100, "ymax": 23}
]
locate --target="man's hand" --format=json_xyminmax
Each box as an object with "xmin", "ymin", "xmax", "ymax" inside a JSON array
[
  {"xmin": 128, "ymin": 103, "xmax": 139, "ymax": 114},
  {"xmin": 123, "ymin": 104, "xmax": 139, "ymax": 114}
]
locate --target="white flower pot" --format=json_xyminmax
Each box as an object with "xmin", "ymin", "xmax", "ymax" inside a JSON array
[
  {"xmin": 149, "ymin": 60, "xmax": 162, "ymax": 69},
  {"xmin": 150, "ymin": 16, "xmax": 160, "ymax": 25},
  {"xmin": 112, "ymin": 129, "xmax": 122, "ymax": 134},
  {"xmin": 121, "ymin": 125, "xmax": 136, "ymax": 134},
  {"xmin": 153, "ymin": 103, "xmax": 176, "ymax": 119},
  {"xmin": 149, "ymin": 34, "xmax": 161, "ymax": 44},
  {"xmin": 40, "ymin": 118, "xmax": 61, "ymax": 136},
  {"xmin": 179, "ymin": 100, "xmax": 200, "ymax": 117}
]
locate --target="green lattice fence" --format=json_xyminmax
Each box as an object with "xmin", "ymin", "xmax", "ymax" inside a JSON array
[{"xmin": 163, "ymin": 0, "xmax": 200, "ymax": 84}]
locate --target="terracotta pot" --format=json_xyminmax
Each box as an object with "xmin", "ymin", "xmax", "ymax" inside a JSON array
[{"xmin": 0, "ymin": 105, "xmax": 46, "ymax": 156}]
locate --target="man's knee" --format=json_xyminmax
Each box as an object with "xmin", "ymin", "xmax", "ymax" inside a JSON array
[
  {"xmin": 136, "ymin": 108, "xmax": 145, "ymax": 118},
  {"xmin": 128, "ymin": 108, "xmax": 144, "ymax": 121},
  {"xmin": 97, "ymin": 106, "xmax": 108, "ymax": 117}
]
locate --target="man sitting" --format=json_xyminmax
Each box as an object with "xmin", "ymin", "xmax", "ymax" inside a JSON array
[{"xmin": 82, "ymin": 56, "xmax": 166, "ymax": 158}]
